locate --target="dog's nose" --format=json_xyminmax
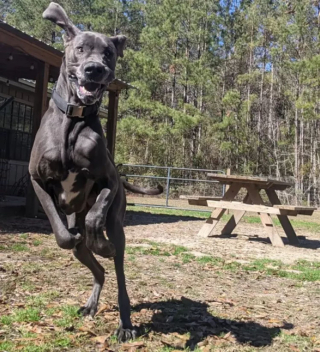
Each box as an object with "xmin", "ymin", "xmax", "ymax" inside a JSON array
[{"xmin": 84, "ymin": 62, "xmax": 105, "ymax": 80}]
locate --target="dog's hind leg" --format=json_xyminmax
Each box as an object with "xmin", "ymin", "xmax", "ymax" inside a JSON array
[
  {"xmin": 67, "ymin": 213, "xmax": 105, "ymax": 317},
  {"xmin": 106, "ymin": 192, "xmax": 137, "ymax": 342}
]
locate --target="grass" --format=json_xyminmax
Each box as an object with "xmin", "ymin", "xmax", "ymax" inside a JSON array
[
  {"xmin": 26, "ymin": 292, "xmax": 60, "ymax": 308},
  {"xmin": 32, "ymin": 239, "xmax": 43, "ymax": 246},
  {"xmin": 127, "ymin": 240, "xmax": 320, "ymax": 282},
  {"xmin": 0, "ymin": 342, "xmax": 15, "ymax": 351},
  {"xmin": 0, "ymin": 331, "xmax": 74, "ymax": 352},
  {"xmin": 279, "ymin": 331, "xmax": 313, "ymax": 349},
  {"xmin": 0, "ymin": 307, "xmax": 41, "ymax": 325},
  {"xmin": 127, "ymin": 205, "xmax": 210, "ymax": 219},
  {"xmin": 2, "ymin": 212, "xmax": 320, "ymax": 352},
  {"xmin": 126, "ymin": 245, "xmax": 171, "ymax": 256},
  {"xmin": 11, "ymin": 243, "xmax": 29, "ymax": 252},
  {"xmin": 55, "ymin": 305, "xmax": 81, "ymax": 328},
  {"xmin": 21, "ymin": 281, "xmax": 36, "ymax": 292}
]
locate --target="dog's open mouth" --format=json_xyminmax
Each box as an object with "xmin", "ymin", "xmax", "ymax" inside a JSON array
[
  {"xmin": 79, "ymin": 82, "xmax": 101, "ymax": 97},
  {"xmin": 70, "ymin": 78, "xmax": 105, "ymax": 104}
]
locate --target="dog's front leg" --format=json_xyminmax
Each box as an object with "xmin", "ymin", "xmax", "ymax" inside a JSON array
[
  {"xmin": 31, "ymin": 177, "xmax": 82, "ymax": 249},
  {"xmin": 85, "ymin": 186, "xmax": 117, "ymax": 258}
]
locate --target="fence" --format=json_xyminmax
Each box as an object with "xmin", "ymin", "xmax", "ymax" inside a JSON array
[
  {"xmin": 0, "ymin": 160, "xmax": 29, "ymax": 198},
  {"xmin": 118, "ymin": 164, "xmax": 225, "ymax": 211}
]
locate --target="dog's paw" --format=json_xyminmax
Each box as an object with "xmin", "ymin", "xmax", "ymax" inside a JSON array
[
  {"xmin": 68, "ymin": 228, "xmax": 83, "ymax": 245},
  {"xmin": 78, "ymin": 305, "xmax": 97, "ymax": 317},
  {"xmin": 56, "ymin": 229, "xmax": 83, "ymax": 250},
  {"xmin": 115, "ymin": 326, "xmax": 138, "ymax": 342}
]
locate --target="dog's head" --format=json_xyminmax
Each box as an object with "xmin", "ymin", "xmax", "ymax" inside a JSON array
[{"xmin": 43, "ymin": 2, "xmax": 126, "ymax": 105}]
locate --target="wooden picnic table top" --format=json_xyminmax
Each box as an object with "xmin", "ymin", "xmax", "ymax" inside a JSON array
[{"xmin": 207, "ymin": 173, "xmax": 293, "ymax": 191}]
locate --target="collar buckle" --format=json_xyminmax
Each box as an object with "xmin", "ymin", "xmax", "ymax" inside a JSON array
[{"xmin": 66, "ymin": 104, "xmax": 85, "ymax": 117}]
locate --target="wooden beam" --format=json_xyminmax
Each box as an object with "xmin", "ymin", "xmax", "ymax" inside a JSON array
[
  {"xmin": 273, "ymin": 204, "xmax": 316, "ymax": 212},
  {"xmin": 206, "ymin": 200, "xmax": 287, "ymax": 215},
  {"xmin": 0, "ymin": 24, "xmax": 62, "ymax": 67},
  {"xmin": 246, "ymin": 184, "xmax": 284, "ymax": 247},
  {"xmin": 266, "ymin": 189, "xmax": 300, "ymax": 246},
  {"xmin": 197, "ymin": 183, "xmax": 241, "ymax": 237},
  {"xmin": 26, "ymin": 61, "xmax": 49, "ymax": 218},
  {"xmin": 207, "ymin": 174, "xmax": 293, "ymax": 191},
  {"xmin": 106, "ymin": 90, "xmax": 119, "ymax": 158},
  {"xmin": 0, "ymin": 69, "xmax": 37, "ymax": 80},
  {"xmin": 221, "ymin": 193, "xmax": 250, "ymax": 236}
]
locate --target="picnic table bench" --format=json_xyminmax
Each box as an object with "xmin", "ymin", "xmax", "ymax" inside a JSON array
[
  {"xmin": 179, "ymin": 195, "xmax": 222, "ymax": 206},
  {"xmin": 195, "ymin": 174, "xmax": 316, "ymax": 247}
]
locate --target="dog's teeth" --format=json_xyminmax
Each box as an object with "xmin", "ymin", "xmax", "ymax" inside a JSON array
[{"xmin": 80, "ymin": 86, "xmax": 89, "ymax": 94}]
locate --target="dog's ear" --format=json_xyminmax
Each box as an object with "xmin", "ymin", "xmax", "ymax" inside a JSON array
[
  {"xmin": 43, "ymin": 2, "xmax": 80, "ymax": 41},
  {"xmin": 110, "ymin": 35, "xmax": 127, "ymax": 58}
]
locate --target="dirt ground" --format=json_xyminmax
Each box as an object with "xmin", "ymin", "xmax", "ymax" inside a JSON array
[{"xmin": 1, "ymin": 211, "xmax": 320, "ymax": 352}]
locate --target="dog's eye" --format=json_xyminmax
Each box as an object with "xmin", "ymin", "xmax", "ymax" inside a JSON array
[
  {"xmin": 104, "ymin": 49, "xmax": 113, "ymax": 60},
  {"xmin": 77, "ymin": 47, "xmax": 84, "ymax": 53}
]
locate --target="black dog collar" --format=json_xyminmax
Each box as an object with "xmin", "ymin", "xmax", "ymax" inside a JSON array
[{"xmin": 52, "ymin": 85, "xmax": 99, "ymax": 118}]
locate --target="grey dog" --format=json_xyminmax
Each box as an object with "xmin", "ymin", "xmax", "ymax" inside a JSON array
[{"xmin": 29, "ymin": 2, "xmax": 162, "ymax": 342}]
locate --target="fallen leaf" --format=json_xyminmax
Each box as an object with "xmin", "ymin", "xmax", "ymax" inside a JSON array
[
  {"xmin": 161, "ymin": 334, "xmax": 187, "ymax": 349},
  {"xmin": 78, "ymin": 326, "xmax": 97, "ymax": 336},
  {"xmin": 96, "ymin": 304, "xmax": 111, "ymax": 316},
  {"xmin": 104, "ymin": 313, "xmax": 116, "ymax": 321},
  {"xmin": 268, "ymin": 319, "xmax": 281, "ymax": 324},
  {"xmin": 91, "ymin": 335, "xmax": 109, "ymax": 344},
  {"xmin": 197, "ymin": 339, "xmax": 208, "ymax": 347},
  {"xmin": 122, "ymin": 341, "xmax": 145, "ymax": 349},
  {"xmin": 171, "ymin": 332, "xmax": 189, "ymax": 341},
  {"xmin": 200, "ymin": 347, "xmax": 211, "ymax": 352}
]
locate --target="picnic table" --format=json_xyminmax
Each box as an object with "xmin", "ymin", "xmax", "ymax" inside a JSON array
[{"xmin": 194, "ymin": 174, "xmax": 316, "ymax": 247}]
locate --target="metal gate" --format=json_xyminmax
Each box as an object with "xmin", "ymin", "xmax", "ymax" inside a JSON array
[
  {"xmin": 0, "ymin": 95, "xmax": 33, "ymax": 198},
  {"xmin": 118, "ymin": 164, "xmax": 225, "ymax": 211}
]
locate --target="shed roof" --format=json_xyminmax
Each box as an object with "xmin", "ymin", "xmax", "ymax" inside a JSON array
[{"xmin": 0, "ymin": 20, "xmax": 133, "ymax": 92}]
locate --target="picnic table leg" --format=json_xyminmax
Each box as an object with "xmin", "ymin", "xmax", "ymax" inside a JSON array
[
  {"xmin": 197, "ymin": 183, "xmax": 241, "ymax": 238},
  {"xmin": 220, "ymin": 193, "xmax": 250, "ymax": 236},
  {"xmin": 246, "ymin": 185, "xmax": 284, "ymax": 247},
  {"xmin": 265, "ymin": 189, "xmax": 299, "ymax": 246}
]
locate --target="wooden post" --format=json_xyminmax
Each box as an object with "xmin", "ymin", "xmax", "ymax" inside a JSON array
[
  {"xmin": 197, "ymin": 183, "xmax": 241, "ymax": 237},
  {"xmin": 226, "ymin": 168, "xmax": 231, "ymax": 214},
  {"xmin": 246, "ymin": 184, "xmax": 284, "ymax": 247},
  {"xmin": 226, "ymin": 168, "xmax": 231, "ymax": 191},
  {"xmin": 26, "ymin": 61, "xmax": 49, "ymax": 217},
  {"xmin": 265, "ymin": 189, "xmax": 299, "ymax": 245},
  {"xmin": 221, "ymin": 193, "xmax": 250, "ymax": 236},
  {"xmin": 107, "ymin": 90, "xmax": 119, "ymax": 158}
]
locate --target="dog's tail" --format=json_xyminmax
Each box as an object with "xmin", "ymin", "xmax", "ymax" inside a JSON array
[{"xmin": 122, "ymin": 179, "xmax": 163, "ymax": 195}]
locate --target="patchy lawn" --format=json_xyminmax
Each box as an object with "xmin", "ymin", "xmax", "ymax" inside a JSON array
[{"xmin": 1, "ymin": 210, "xmax": 320, "ymax": 351}]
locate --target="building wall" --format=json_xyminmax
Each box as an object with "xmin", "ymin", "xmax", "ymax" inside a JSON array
[{"xmin": 0, "ymin": 79, "xmax": 35, "ymax": 106}]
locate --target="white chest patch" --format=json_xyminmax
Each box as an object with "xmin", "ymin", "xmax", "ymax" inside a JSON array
[{"xmin": 60, "ymin": 172, "xmax": 80, "ymax": 204}]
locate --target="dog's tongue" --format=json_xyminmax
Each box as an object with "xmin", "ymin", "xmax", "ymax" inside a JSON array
[{"xmin": 79, "ymin": 83, "xmax": 100, "ymax": 96}]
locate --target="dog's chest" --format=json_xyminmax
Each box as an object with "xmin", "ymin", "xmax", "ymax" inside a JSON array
[{"xmin": 60, "ymin": 171, "xmax": 80, "ymax": 204}]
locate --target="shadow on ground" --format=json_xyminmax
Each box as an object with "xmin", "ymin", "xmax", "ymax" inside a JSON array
[
  {"xmin": 125, "ymin": 210, "xmax": 202, "ymax": 226},
  {"xmin": 0, "ymin": 210, "xmax": 201, "ymax": 236},
  {"xmin": 0, "ymin": 215, "xmax": 52, "ymax": 235},
  {"xmin": 210, "ymin": 232, "xmax": 320, "ymax": 250},
  {"xmin": 133, "ymin": 297, "xmax": 288, "ymax": 350}
]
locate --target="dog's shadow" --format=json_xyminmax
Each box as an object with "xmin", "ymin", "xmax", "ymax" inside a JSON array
[{"xmin": 133, "ymin": 297, "xmax": 289, "ymax": 350}]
